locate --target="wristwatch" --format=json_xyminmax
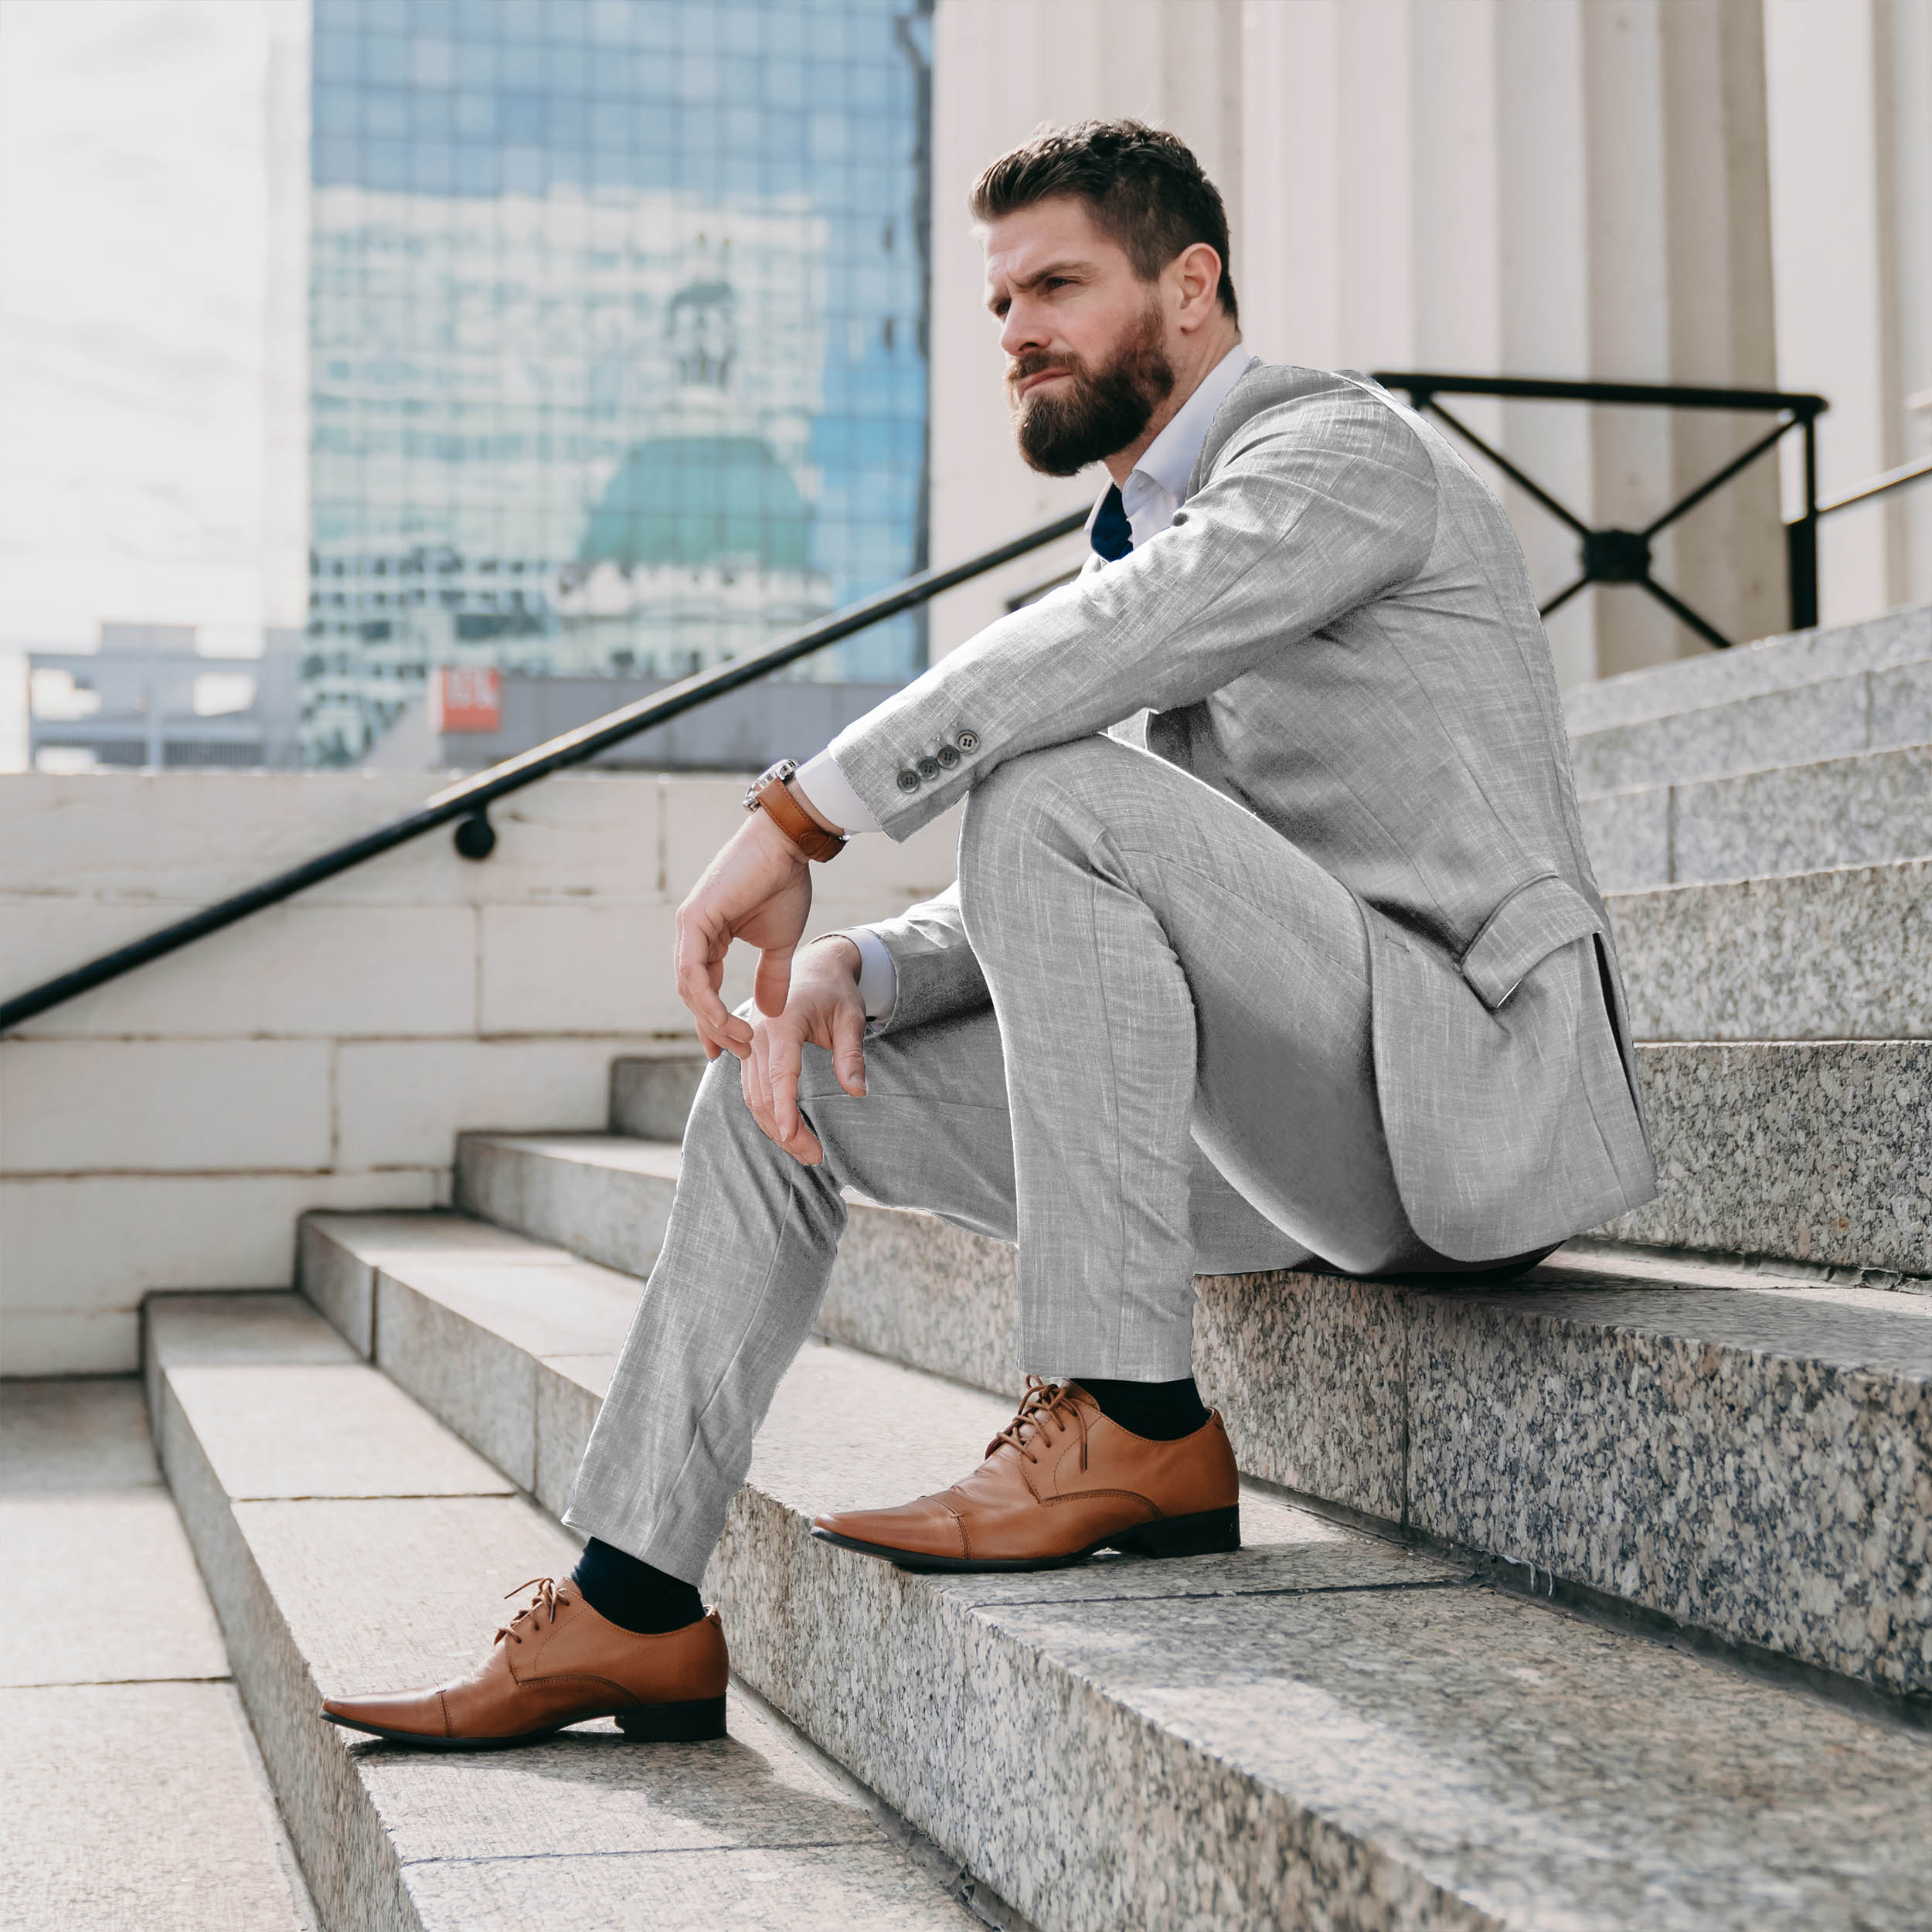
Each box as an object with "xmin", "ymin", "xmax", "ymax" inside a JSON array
[{"xmin": 744, "ymin": 759, "xmax": 848, "ymax": 862}]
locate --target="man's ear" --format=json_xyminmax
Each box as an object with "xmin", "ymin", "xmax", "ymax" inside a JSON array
[{"xmin": 1171, "ymin": 240, "xmax": 1224, "ymax": 332}]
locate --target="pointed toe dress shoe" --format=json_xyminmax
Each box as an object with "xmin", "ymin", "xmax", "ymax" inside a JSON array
[
  {"xmin": 811, "ymin": 1376, "xmax": 1241, "ymax": 1571},
  {"xmin": 320, "ymin": 1577, "xmax": 729, "ymax": 1750}
]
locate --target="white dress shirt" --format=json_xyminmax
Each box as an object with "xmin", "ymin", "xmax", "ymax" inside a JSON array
[
  {"xmin": 798, "ymin": 340, "xmax": 1257, "ymax": 1022},
  {"xmin": 1100, "ymin": 340, "xmax": 1257, "ymax": 551}
]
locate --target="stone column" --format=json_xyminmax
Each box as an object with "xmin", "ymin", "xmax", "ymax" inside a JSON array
[
  {"xmin": 1577, "ymin": 0, "xmax": 1784, "ymax": 675},
  {"xmin": 930, "ymin": 0, "xmax": 1792, "ymax": 681},
  {"xmin": 1767, "ymin": 0, "xmax": 1932, "ymax": 626},
  {"xmin": 1658, "ymin": 0, "xmax": 1784, "ymax": 656},
  {"xmin": 927, "ymin": 0, "xmax": 1247, "ymax": 661},
  {"xmin": 1495, "ymin": 0, "xmax": 1599, "ymax": 688}
]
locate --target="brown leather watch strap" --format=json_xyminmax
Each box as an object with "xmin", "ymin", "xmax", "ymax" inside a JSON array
[{"xmin": 750, "ymin": 769, "xmax": 847, "ymax": 862}]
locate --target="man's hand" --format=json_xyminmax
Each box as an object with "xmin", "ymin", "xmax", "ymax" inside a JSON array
[
  {"xmin": 740, "ymin": 936, "xmax": 869, "ymax": 1165},
  {"xmin": 674, "ymin": 808, "xmax": 814, "ymax": 1060}
]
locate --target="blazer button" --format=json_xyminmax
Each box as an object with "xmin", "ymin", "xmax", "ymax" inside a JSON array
[
  {"xmin": 896, "ymin": 768, "xmax": 921, "ymax": 793},
  {"xmin": 916, "ymin": 755, "xmax": 941, "ymax": 780},
  {"xmin": 935, "ymin": 743, "xmax": 960, "ymax": 769},
  {"xmin": 956, "ymin": 730, "xmax": 979, "ymax": 753}
]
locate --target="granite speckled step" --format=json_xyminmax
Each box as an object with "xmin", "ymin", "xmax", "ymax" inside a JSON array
[
  {"xmin": 279, "ymin": 1227, "xmax": 1932, "ymax": 1930},
  {"xmin": 1563, "ymin": 620, "xmax": 1932, "ymax": 801},
  {"xmin": 599, "ymin": 1043, "xmax": 1932, "ymax": 1283},
  {"xmin": 1606, "ymin": 857, "xmax": 1932, "ymax": 1039},
  {"xmin": 359, "ymin": 1124, "xmax": 1932, "ymax": 1703},
  {"xmin": 1568, "ymin": 658, "xmax": 1930, "ymax": 800},
  {"xmin": 603, "ymin": 1028, "xmax": 1932, "ymax": 1298},
  {"xmin": 143, "ymin": 1292, "xmax": 1015, "ymax": 1932},
  {"xmin": 1580, "ymin": 740, "xmax": 1932, "ymax": 891},
  {"xmin": 1561, "ymin": 607, "xmax": 1932, "ymax": 740},
  {"xmin": 1604, "ymin": 1038, "xmax": 1932, "ymax": 1273},
  {"xmin": 503, "ymin": 1015, "xmax": 1932, "ymax": 1290}
]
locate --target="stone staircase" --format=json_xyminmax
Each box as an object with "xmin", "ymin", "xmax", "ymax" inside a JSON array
[{"xmin": 144, "ymin": 603, "xmax": 1932, "ymax": 1930}]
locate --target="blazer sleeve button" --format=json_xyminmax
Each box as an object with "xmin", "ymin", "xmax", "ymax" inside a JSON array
[
  {"xmin": 935, "ymin": 744, "xmax": 959, "ymax": 768},
  {"xmin": 896, "ymin": 768, "xmax": 921, "ymax": 793},
  {"xmin": 955, "ymin": 730, "xmax": 980, "ymax": 753},
  {"xmin": 916, "ymin": 756, "xmax": 941, "ymax": 780}
]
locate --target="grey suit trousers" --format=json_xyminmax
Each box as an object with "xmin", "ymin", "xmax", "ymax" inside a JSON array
[{"xmin": 566, "ymin": 736, "xmax": 1474, "ymax": 1583}]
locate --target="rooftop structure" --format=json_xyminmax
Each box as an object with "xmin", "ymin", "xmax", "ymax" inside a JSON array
[{"xmin": 28, "ymin": 624, "xmax": 305, "ymax": 772}]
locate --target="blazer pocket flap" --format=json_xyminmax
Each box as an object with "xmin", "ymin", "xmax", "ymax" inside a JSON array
[{"xmin": 1460, "ymin": 875, "xmax": 1600, "ymax": 1010}]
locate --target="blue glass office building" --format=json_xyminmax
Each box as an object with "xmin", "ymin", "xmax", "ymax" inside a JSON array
[{"xmin": 305, "ymin": 0, "xmax": 930, "ymax": 763}]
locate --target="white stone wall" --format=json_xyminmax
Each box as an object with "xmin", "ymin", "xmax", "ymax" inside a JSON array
[{"xmin": 0, "ymin": 771, "xmax": 958, "ymax": 1375}]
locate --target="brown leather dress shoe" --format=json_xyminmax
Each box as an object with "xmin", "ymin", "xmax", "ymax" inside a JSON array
[
  {"xmin": 320, "ymin": 1577, "xmax": 728, "ymax": 1750},
  {"xmin": 811, "ymin": 1377, "xmax": 1240, "ymax": 1571}
]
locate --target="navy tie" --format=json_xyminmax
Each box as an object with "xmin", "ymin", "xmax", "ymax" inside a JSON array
[{"xmin": 1090, "ymin": 484, "xmax": 1132, "ymax": 563}]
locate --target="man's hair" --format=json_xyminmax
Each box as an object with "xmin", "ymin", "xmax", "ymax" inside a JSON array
[{"xmin": 969, "ymin": 119, "xmax": 1238, "ymax": 323}]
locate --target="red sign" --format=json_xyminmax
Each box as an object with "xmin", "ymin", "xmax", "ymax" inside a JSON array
[{"xmin": 432, "ymin": 666, "xmax": 502, "ymax": 734}]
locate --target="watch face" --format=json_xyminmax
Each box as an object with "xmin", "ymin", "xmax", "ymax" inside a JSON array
[{"xmin": 747, "ymin": 757, "xmax": 797, "ymax": 808}]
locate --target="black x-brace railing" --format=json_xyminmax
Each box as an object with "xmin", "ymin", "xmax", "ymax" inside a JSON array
[{"xmin": 1372, "ymin": 373, "xmax": 1828, "ymax": 648}]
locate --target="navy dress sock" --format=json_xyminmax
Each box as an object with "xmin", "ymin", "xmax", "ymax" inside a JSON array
[
  {"xmin": 1075, "ymin": 1376, "xmax": 1210, "ymax": 1441},
  {"xmin": 571, "ymin": 1536, "xmax": 704, "ymax": 1634}
]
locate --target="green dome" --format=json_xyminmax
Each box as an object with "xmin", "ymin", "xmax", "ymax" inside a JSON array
[{"xmin": 579, "ymin": 436, "xmax": 812, "ymax": 573}]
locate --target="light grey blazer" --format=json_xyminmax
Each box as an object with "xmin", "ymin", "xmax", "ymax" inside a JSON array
[{"xmin": 828, "ymin": 362, "xmax": 1658, "ymax": 1261}]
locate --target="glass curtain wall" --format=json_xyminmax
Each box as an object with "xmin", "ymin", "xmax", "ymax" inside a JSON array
[{"xmin": 305, "ymin": 0, "xmax": 930, "ymax": 764}]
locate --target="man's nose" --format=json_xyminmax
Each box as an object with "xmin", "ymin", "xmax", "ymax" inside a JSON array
[{"xmin": 999, "ymin": 301, "xmax": 1049, "ymax": 361}]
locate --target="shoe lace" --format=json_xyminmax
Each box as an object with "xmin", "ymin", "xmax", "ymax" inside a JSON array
[
  {"xmin": 493, "ymin": 1576, "xmax": 563, "ymax": 1647},
  {"xmin": 987, "ymin": 1376, "xmax": 1088, "ymax": 1473}
]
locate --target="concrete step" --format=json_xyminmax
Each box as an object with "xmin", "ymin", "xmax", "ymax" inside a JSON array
[
  {"xmin": 413, "ymin": 1130, "xmax": 1932, "ymax": 1703},
  {"xmin": 281, "ymin": 1231, "xmax": 1932, "ymax": 1929},
  {"xmin": 1607, "ymin": 856, "xmax": 1932, "ymax": 1039},
  {"xmin": 143, "ymin": 1291, "xmax": 1015, "ymax": 1932},
  {"xmin": 610, "ymin": 1052, "xmax": 707, "ymax": 1139},
  {"xmin": 1562, "ymin": 604, "xmax": 1932, "ymax": 739},
  {"xmin": 1583, "ymin": 740, "xmax": 1932, "ymax": 889},
  {"xmin": 1568, "ymin": 653, "xmax": 1931, "ymax": 800},
  {"xmin": 2, "ymin": 1376, "xmax": 319, "ymax": 1930}
]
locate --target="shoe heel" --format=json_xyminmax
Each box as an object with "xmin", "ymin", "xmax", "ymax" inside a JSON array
[
  {"xmin": 615, "ymin": 1696, "xmax": 726, "ymax": 1743},
  {"xmin": 1119, "ymin": 1505, "xmax": 1241, "ymax": 1560}
]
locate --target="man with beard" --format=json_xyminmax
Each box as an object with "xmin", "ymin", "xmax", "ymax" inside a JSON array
[{"xmin": 323, "ymin": 120, "xmax": 1654, "ymax": 1751}]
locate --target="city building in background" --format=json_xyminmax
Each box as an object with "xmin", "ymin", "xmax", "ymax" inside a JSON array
[
  {"xmin": 302, "ymin": 0, "xmax": 931, "ymax": 766},
  {"xmin": 29, "ymin": 624, "xmax": 305, "ymax": 772},
  {"xmin": 363, "ymin": 662, "xmax": 902, "ymax": 772}
]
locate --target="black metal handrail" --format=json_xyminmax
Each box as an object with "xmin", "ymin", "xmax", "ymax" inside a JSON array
[
  {"xmin": 0, "ymin": 506, "xmax": 1090, "ymax": 1036},
  {"xmin": 15, "ymin": 383, "xmax": 1910, "ymax": 1039},
  {"xmin": 1372, "ymin": 372, "xmax": 1828, "ymax": 648}
]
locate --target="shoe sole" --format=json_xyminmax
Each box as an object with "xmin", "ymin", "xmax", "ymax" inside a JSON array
[
  {"xmin": 318, "ymin": 1694, "xmax": 727, "ymax": 1750},
  {"xmin": 811, "ymin": 1504, "xmax": 1242, "ymax": 1573}
]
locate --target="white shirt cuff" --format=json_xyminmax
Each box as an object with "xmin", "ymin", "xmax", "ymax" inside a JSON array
[
  {"xmin": 842, "ymin": 926, "xmax": 899, "ymax": 1026},
  {"xmin": 794, "ymin": 749, "xmax": 879, "ymax": 834}
]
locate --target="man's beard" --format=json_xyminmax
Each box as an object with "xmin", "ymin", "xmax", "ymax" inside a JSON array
[{"xmin": 1008, "ymin": 301, "xmax": 1175, "ymax": 478}]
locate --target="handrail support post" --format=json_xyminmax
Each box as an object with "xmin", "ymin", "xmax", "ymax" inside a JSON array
[{"xmin": 1790, "ymin": 413, "xmax": 1821, "ymax": 631}]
